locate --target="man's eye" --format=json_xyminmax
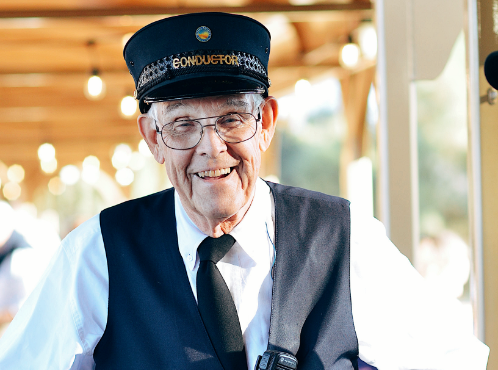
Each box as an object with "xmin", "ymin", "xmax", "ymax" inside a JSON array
[
  {"xmin": 172, "ymin": 121, "xmax": 197, "ymax": 132},
  {"xmin": 218, "ymin": 115, "xmax": 243, "ymax": 127}
]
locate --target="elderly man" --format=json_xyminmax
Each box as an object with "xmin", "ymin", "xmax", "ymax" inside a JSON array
[{"xmin": 0, "ymin": 12, "xmax": 489, "ymax": 370}]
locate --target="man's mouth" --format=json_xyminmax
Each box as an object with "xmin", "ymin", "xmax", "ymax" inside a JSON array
[{"xmin": 196, "ymin": 167, "xmax": 232, "ymax": 179}]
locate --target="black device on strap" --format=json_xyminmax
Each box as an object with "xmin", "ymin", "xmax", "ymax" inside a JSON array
[{"xmin": 254, "ymin": 350, "xmax": 298, "ymax": 370}]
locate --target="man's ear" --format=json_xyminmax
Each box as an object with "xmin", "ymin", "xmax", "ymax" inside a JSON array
[
  {"xmin": 137, "ymin": 114, "xmax": 165, "ymax": 164},
  {"xmin": 259, "ymin": 96, "xmax": 278, "ymax": 152}
]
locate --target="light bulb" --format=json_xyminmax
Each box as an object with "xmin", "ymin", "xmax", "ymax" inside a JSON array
[
  {"xmin": 120, "ymin": 95, "xmax": 138, "ymax": 117},
  {"xmin": 85, "ymin": 71, "xmax": 106, "ymax": 100},
  {"xmin": 340, "ymin": 43, "xmax": 360, "ymax": 69},
  {"xmin": 358, "ymin": 24, "xmax": 377, "ymax": 60},
  {"xmin": 295, "ymin": 79, "xmax": 311, "ymax": 96},
  {"xmin": 38, "ymin": 143, "xmax": 56, "ymax": 161}
]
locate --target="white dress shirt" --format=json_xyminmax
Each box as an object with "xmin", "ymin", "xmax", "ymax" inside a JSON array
[
  {"xmin": 0, "ymin": 219, "xmax": 60, "ymax": 337},
  {"xmin": 0, "ymin": 179, "xmax": 489, "ymax": 369}
]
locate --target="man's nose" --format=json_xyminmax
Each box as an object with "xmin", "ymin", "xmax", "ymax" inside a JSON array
[{"xmin": 196, "ymin": 123, "xmax": 226, "ymax": 156}]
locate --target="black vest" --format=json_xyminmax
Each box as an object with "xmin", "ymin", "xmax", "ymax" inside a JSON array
[{"xmin": 95, "ymin": 182, "xmax": 358, "ymax": 369}]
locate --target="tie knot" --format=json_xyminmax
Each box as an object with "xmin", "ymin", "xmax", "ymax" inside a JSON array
[{"xmin": 197, "ymin": 234, "xmax": 236, "ymax": 264}]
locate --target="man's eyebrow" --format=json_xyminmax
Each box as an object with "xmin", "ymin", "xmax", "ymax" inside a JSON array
[
  {"xmin": 221, "ymin": 98, "xmax": 249, "ymax": 109},
  {"xmin": 165, "ymin": 102, "xmax": 185, "ymax": 113}
]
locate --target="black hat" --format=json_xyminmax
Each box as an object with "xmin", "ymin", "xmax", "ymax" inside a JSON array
[
  {"xmin": 485, "ymin": 51, "xmax": 498, "ymax": 90},
  {"xmin": 124, "ymin": 12, "xmax": 272, "ymax": 113}
]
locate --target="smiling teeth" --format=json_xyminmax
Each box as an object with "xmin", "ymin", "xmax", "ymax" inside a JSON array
[{"xmin": 197, "ymin": 168, "xmax": 231, "ymax": 178}]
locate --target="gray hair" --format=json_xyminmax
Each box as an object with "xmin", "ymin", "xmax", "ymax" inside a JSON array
[{"xmin": 146, "ymin": 93, "xmax": 265, "ymax": 125}]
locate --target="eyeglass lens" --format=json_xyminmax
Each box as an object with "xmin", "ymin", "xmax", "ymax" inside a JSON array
[{"xmin": 159, "ymin": 113, "xmax": 258, "ymax": 150}]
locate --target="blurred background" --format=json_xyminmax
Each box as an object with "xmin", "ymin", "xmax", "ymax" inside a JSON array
[{"xmin": 0, "ymin": 0, "xmax": 497, "ymax": 367}]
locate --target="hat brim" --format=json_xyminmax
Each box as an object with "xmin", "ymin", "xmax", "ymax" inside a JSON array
[{"xmin": 140, "ymin": 74, "xmax": 267, "ymax": 113}]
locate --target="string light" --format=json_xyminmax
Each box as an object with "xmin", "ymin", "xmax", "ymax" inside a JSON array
[
  {"xmin": 85, "ymin": 70, "xmax": 106, "ymax": 100},
  {"xmin": 294, "ymin": 79, "xmax": 311, "ymax": 96},
  {"xmin": 38, "ymin": 143, "xmax": 55, "ymax": 161},
  {"xmin": 120, "ymin": 95, "xmax": 138, "ymax": 117},
  {"xmin": 85, "ymin": 40, "xmax": 106, "ymax": 101},
  {"xmin": 38, "ymin": 143, "xmax": 57, "ymax": 174},
  {"xmin": 358, "ymin": 23, "xmax": 377, "ymax": 60},
  {"xmin": 340, "ymin": 42, "xmax": 360, "ymax": 69}
]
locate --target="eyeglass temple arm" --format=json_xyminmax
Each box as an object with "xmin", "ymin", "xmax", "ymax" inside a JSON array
[{"xmin": 154, "ymin": 119, "xmax": 161, "ymax": 133}]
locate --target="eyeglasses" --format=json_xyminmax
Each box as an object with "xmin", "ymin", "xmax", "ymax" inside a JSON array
[{"xmin": 154, "ymin": 110, "xmax": 261, "ymax": 150}]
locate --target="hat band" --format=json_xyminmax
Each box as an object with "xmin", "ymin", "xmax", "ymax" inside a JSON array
[{"xmin": 135, "ymin": 50, "xmax": 270, "ymax": 100}]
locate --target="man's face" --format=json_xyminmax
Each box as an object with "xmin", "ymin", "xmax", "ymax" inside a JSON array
[{"xmin": 138, "ymin": 94, "xmax": 278, "ymax": 234}]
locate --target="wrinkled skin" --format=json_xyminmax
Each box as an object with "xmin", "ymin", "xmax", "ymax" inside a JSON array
[{"xmin": 138, "ymin": 94, "xmax": 278, "ymax": 237}]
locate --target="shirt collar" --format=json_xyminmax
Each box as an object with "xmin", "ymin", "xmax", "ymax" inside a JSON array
[
  {"xmin": 174, "ymin": 178, "xmax": 272, "ymax": 270},
  {"xmin": 230, "ymin": 178, "xmax": 272, "ymax": 263}
]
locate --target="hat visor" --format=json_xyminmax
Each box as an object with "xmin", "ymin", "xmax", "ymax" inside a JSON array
[{"xmin": 140, "ymin": 74, "xmax": 267, "ymax": 112}]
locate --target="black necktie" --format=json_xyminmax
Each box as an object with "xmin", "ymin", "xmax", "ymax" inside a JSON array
[{"xmin": 196, "ymin": 234, "xmax": 247, "ymax": 370}]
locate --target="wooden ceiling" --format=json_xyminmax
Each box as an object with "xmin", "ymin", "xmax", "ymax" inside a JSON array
[{"xmin": 0, "ymin": 0, "xmax": 373, "ymax": 200}]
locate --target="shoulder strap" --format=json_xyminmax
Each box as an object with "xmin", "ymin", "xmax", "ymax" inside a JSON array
[{"xmin": 265, "ymin": 182, "xmax": 358, "ymax": 368}]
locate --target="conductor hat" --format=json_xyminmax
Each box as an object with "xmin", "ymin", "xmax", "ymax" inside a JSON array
[{"xmin": 123, "ymin": 12, "xmax": 272, "ymax": 113}]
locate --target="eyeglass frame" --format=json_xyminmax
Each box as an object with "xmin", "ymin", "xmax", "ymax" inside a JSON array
[{"xmin": 154, "ymin": 107, "xmax": 263, "ymax": 150}]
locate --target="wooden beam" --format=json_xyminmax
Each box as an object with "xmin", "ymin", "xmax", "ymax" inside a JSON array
[
  {"xmin": 339, "ymin": 66, "xmax": 375, "ymax": 197},
  {"xmin": 0, "ymin": 4, "xmax": 373, "ymax": 19}
]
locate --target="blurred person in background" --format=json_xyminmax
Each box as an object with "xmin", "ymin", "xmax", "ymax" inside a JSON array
[{"xmin": 0, "ymin": 201, "xmax": 59, "ymax": 336}]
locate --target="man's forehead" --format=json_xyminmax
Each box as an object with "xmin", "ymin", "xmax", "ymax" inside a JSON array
[{"xmin": 160, "ymin": 95, "xmax": 251, "ymax": 114}]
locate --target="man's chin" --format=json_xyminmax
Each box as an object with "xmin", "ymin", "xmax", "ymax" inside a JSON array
[{"xmin": 196, "ymin": 200, "xmax": 241, "ymax": 222}]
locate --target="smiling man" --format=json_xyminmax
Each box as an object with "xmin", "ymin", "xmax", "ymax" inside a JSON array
[
  {"xmin": 0, "ymin": 12, "xmax": 489, "ymax": 370},
  {"xmin": 139, "ymin": 94, "xmax": 277, "ymax": 237}
]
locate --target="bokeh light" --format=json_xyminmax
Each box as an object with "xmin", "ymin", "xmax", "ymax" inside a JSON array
[
  {"xmin": 3, "ymin": 181, "xmax": 21, "ymax": 200},
  {"xmin": 7, "ymin": 164, "xmax": 25, "ymax": 183},
  {"xmin": 38, "ymin": 143, "xmax": 56, "ymax": 162},
  {"xmin": 129, "ymin": 152, "xmax": 146, "ymax": 171},
  {"xmin": 112, "ymin": 144, "xmax": 132, "ymax": 170},
  {"xmin": 138, "ymin": 139, "xmax": 153, "ymax": 157},
  {"xmin": 358, "ymin": 23, "xmax": 377, "ymax": 60},
  {"xmin": 82, "ymin": 155, "xmax": 101, "ymax": 185},
  {"xmin": 41, "ymin": 158, "xmax": 58, "ymax": 174},
  {"xmin": 87, "ymin": 75, "xmax": 104, "ymax": 97},
  {"xmin": 60, "ymin": 165, "xmax": 80, "ymax": 185},
  {"xmin": 340, "ymin": 43, "xmax": 360, "ymax": 69},
  {"xmin": 120, "ymin": 95, "xmax": 138, "ymax": 117},
  {"xmin": 294, "ymin": 79, "xmax": 311, "ymax": 96},
  {"xmin": 48, "ymin": 176, "xmax": 66, "ymax": 195},
  {"xmin": 115, "ymin": 168, "xmax": 134, "ymax": 186}
]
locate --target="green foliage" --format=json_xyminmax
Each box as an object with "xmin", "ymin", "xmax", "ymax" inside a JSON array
[{"xmin": 279, "ymin": 109, "xmax": 343, "ymax": 196}]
